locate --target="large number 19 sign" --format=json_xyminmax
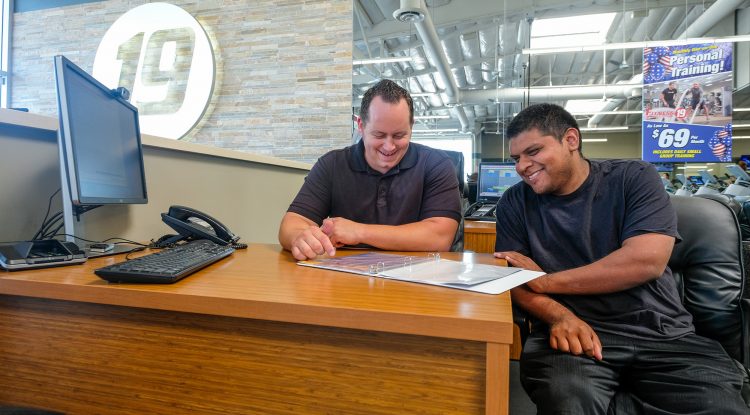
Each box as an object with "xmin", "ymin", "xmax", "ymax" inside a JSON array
[{"xmin": 93, "ymin": 3, "xmax": 215, "ymax": 140}]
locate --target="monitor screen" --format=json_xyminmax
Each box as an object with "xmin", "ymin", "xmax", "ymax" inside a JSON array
[
  {"xmin": 477, "ymin": 162, "xmax": 521, "ymax": 201},
  {"xmin": 651, "ymin": 162, "xmax": 674, "ymax": 173},
  {"xmin": 54, "ymin": 55, "xmax": 147, "ymax": 206},
  {"xmin": 687, "ymin": 175, "xmax": 705, "ymax": 186}
]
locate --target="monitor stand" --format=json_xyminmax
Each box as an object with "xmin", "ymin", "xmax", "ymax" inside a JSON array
[{"xmin": 60, "ymin": 183, "xmax": 142, "ymax": 258}]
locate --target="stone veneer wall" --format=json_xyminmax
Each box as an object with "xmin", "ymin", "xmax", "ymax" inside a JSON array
[{"xmin": 11, "ymin": 0, "xmax": 352, "ymax": 164}]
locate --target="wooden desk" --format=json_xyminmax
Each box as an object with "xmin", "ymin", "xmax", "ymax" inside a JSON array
[
  {"xmin": 0, "ymin": 245, "xmax": 513, "ymax": 415},
  {"xmin": 464, "ymin": 220, "xmax": 497, "ymax": 254},
  {"xmin": 463, "ymin": 221, "xmax": 523, "ymax": 360}
]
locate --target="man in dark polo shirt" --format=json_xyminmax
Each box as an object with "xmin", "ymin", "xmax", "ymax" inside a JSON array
[{"xmin": 278, "ymin": 79, "xmax": 462, "ymax": 261}]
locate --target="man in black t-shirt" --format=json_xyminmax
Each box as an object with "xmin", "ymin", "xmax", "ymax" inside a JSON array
[
  {"xmin": 278, "ymin": 80, "xmax": 461, "ymax": 260},
  {"xmin": 494, "ymin": 103, "xmax": 746, "ymax": 414},
  {"xmin": 660, "ymin": 81, "xmax": 677, "ymax": 108}
]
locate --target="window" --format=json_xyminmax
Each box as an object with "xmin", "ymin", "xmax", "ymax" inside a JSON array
[
  {"xmin": 530, "ymin": 13, "xmax": 615, "ymax": 50},
  {"xmin": 0, "ymin": 0, "xmax": 11, "ymax": 108},
  {"xmin": 412, "ymin": 137, "xmax": 473, "ymax": 180}
]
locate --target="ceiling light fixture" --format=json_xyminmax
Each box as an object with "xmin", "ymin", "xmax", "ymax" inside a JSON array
[
  {"xmin": 582, "ymin": 138, "xmax": 608, "ymax": 142},
  {"xmin": 412, "ymin": 128, "xmax": 460, "ymax": 133},
  {"xmin": 677, "ymin": 165, "xmax": 709, "ymax": 169},
  {"xmin": 579, "ymin": 126, "xmax": 629, "ymax": 131},
  {"xmin": 353, "ymin": 56, "xmax": 414, "ymax": 65},
  {"xmin": 733, "ymin": 108, "xmax": 750, "ymax": 112},
  {"xmin": 570, "ymin": 110, "xmax": 642, "ymax": 115},
  {"xmin": 522, "ymin": 34, "xmax": 750, "ymax": 55},
  {"xmin": 733, "ymin": 124, "xmax": 750, "ymax": 128},
  {"xmin": 414, "ymin": 115, "xmax": 450, "ymax": 120}
]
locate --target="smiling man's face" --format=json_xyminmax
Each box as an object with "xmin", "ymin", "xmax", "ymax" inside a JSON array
[
  {"xmin": 510, "ymin": 127, "xmax": 582, "ymax": 196},
  {"xmin": 358, "ymin": 96, "xmax": 412, "ymax": 174}
]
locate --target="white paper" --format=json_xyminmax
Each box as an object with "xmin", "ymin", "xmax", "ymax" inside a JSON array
[{"xmin": 380, "ymin": 259, "xmax": 545, "ymax": 294}]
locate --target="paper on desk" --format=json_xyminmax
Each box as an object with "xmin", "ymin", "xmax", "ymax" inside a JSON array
[
  {"xmin": 298, "ymin": 253, "xmax": 544, "ymax": 295},
  {"xmin": 379, "ymin": 260, "xmax": 544, "ymax": 295}
]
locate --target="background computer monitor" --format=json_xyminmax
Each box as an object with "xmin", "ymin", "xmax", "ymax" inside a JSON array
[
  {"xmin": 651, "ymin": 162, "xmax": 674, "ymax": 173},
  {"xmin": 477, "ymin": 162, "xmax": 521, "ymax": 201},
  {"xmin": 687, "ymin": 175, "xmax": 705, "ymax": 186},
  {"xmin": 54, "ymin": 55, "xmax": 147, "ymax": 248}
]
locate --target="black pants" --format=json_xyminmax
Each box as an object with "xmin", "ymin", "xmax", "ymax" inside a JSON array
[{"xmin": 520, "ymin": 331, "xmax": 747, "ymax": 415}]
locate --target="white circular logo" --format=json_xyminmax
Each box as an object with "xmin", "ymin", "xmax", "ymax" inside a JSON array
[{"xmin": 93, "ymin": 2, "xmax": 215, "ymax": 139}]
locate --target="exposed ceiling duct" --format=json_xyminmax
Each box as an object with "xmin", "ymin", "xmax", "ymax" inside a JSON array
[
  {"xmin": 393, "ymin": 0, "xmax": 470, "ymax": 131},
  {"xmin": 461, "ymin": 82, "xmax": 642, "ymax": 104},
  {"xmin": 353, "ymin": 1, "xmax": 750, "ymax": 136}
]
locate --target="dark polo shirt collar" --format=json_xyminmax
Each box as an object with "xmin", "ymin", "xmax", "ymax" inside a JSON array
[{"xmin": 349, "ymin": 139, "xmax": 418, "ymax": 177}]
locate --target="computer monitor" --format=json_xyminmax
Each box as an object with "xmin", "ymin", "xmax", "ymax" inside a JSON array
[
  {"xmin": 687, "ymin": 175, "xmax": 705, "ymax": 186},
  {"xmin": 476, "ymin": 162, "xmax": 521, "ymax": 203},
  {"xmin": 651, "ymin": 162, "xmax": 674, "ymax": 173},
  {"xmin": 54, "ymin": 55, "xmax": 147, "ymax": 251}
]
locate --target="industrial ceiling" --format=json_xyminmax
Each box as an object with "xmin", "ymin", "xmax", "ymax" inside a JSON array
[{"xmin": 353, "ymin": 0, "xmax": 750, "ymax": 138}]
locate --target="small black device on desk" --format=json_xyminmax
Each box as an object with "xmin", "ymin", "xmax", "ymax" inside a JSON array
[
  {"xmin": 464, "ymin": 162, "xmax": 522, "ymax": 221},
  {"xmin": 94, "ymin": 239, "xmax": 234, "ymax": 283},
  {"xmin": 0, "ymin": 240, "xmax": 86, "ymax": 271}
]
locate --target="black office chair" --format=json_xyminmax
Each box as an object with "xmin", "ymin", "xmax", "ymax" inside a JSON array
[
  {"xmin": 511, "ymin": 194, "xmax": 750, "ymax": 412},
  {"xmin": 442, "ymin": 150, "xmax": 466, "ymax": 199},
  {"xmin": 666, "ymin": 195, "xmax": 749, "ymax": 406}
]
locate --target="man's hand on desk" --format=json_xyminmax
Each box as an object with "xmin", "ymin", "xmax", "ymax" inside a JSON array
[
  {"xmin": 321, "ymin": 217, "xmax": 362, "ymax": 247},
  {"xmin": 495, "ymin": 251, "xmax": 551, "ymax": 293},
  {"xmin": 494, "ymin": 251, "xmax": 543, "ymax": 272},
  {"xmin": 290, "ymin": 225, "xmax": 337, "ymax": 261}
]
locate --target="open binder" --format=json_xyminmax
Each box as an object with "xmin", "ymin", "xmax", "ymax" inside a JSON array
[{"xmin": 298, "ymin": 252, "xmax": 544, "ymax": 295}]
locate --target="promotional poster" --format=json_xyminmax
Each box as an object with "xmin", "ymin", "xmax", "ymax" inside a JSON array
[{"xmin": 642, "ymin": 43, "xmax": 733, "ymax": 162}]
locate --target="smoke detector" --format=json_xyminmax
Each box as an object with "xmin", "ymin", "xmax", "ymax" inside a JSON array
[{"xmin": 394, "ymin": 0, "xmax": 425, "ymax": 23}]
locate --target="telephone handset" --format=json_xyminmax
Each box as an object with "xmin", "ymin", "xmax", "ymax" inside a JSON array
[{"xmin": 160, "ymin": 205, "xmax": 243, "ymax": 247}]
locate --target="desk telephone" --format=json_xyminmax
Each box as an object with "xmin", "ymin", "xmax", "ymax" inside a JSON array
[
  {"xmin": 464, "ymin": 202, "xmax": 497, "ymax": 220},
  {"xmin": 160, "ymin": 205, "xmax": 244, "ymax": 248},
  {"xmin": 93, "ymin": 206, "xmax": 243, "ymax": 284}
]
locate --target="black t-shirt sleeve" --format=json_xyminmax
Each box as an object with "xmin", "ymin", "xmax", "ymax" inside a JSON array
[
  {"xmin": 419, "ymin": 156, "xmax": 462, "ymax": 222},
  {"xmin": 286, "ymin": 155, "xmax": 333, "ymax": 225},
  {"xmin": 621, "ymin": 162, "xmax": 679, "ymax": 242},
  {"xmin": 494, "ymin": 187, "xmax": 531, "ymax": 255}
]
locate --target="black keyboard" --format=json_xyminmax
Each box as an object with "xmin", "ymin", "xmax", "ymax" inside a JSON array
[{"xmin": 94, "ymin": 239, "xmax": 235, "ymax": 283}]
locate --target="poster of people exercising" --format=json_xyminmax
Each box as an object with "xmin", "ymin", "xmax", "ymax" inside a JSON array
[{"xmin": 642, "ymin": 42, "xmax": 733, "ymax": 162}]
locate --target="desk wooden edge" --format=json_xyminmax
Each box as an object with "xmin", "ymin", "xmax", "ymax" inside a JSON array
[{"xmin": 0, "ymin": 278, "xmax": 514, "ymax": 345}]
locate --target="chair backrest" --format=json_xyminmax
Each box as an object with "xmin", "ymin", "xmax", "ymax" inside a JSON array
[
  {"xmin": 668, "ymin": 195, "xmax": 749, "ymax": 367},
  {"xmin": 442, "ymin": 150, "xmax": 466, "ymax": 197},
  {"xmin": 442, "ymin": 149, "xmax": 465, "ymax": 251}
]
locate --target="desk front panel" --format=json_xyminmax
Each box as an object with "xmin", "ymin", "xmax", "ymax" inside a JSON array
[
  {"xmin": 464, "ymin": 221, "xmax": 497, "ymax": 254},
  {"xmin": 0, "ymin": 245, "xmax": 512, "ymax": 414},
  {"xmin": 0, "ymin": 295, "xmax": 490, "ymax": 414}
]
